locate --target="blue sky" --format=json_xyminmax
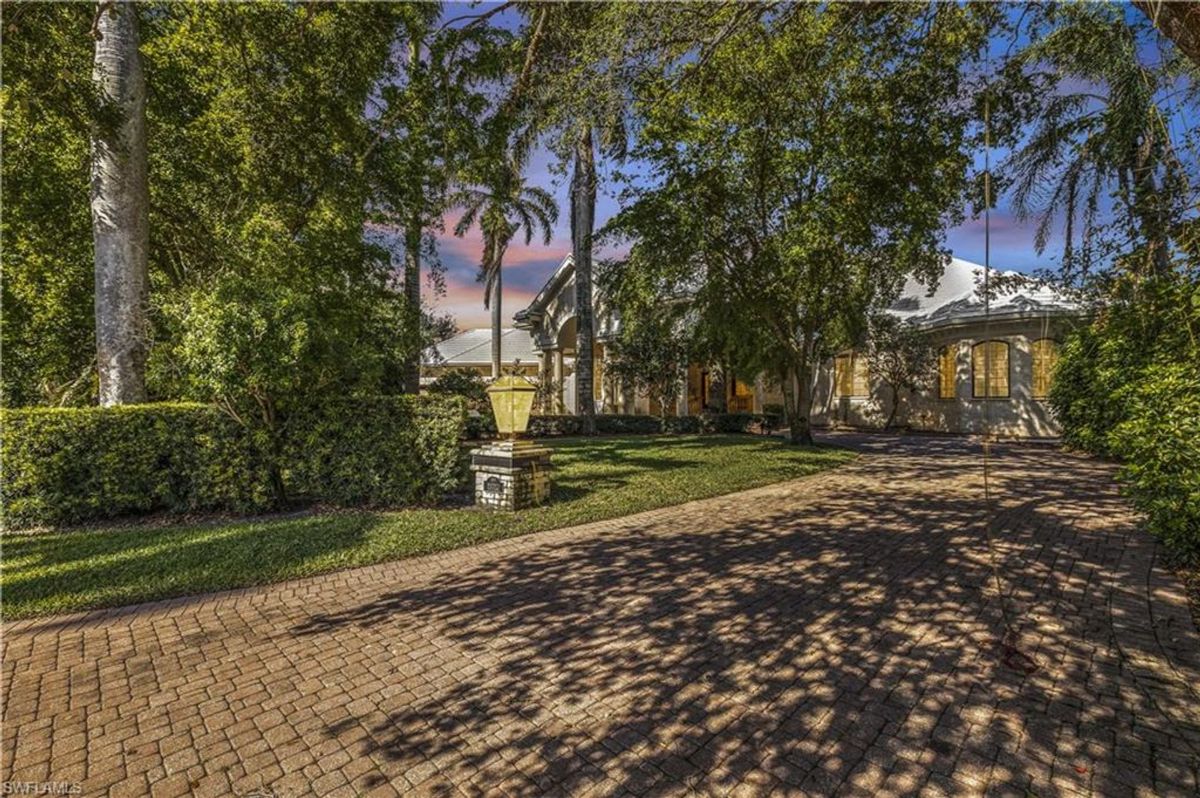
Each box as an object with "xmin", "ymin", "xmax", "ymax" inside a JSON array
[{"xmin": 427, "ymin": 2, "xmax": 1193, "ymax": 330}]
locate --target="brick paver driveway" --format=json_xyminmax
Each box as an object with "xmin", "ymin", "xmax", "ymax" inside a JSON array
[{"xmin": 4, "ymin": 434, "xmax": 1199, "ymax": 797}]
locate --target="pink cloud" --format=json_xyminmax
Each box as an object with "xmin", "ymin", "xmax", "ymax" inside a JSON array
[
  {"xmin": 424, "ymin": 272, "xmax": 540, "ymax": 331},
  {"xmin": 437, "ymin": 210, "xmax": 570, "ymax": 269}
]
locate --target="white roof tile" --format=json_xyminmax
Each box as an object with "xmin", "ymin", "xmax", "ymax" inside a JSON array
[
  {"xmin": 888, "ymin": 257, "xmax": 1077, "ymax": 327},
  {"xmin": 424, "ymin": 328, "xmax": 540, "ymax": 367}
]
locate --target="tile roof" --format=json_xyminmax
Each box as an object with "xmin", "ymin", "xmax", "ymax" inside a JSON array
[
  {"xmin": 424, "ymin": 328, "xmax": 541, "ymax": 367},
  {"xmin": 888, "ymin": 257, "xmax": 1078, "ymax": 328}
]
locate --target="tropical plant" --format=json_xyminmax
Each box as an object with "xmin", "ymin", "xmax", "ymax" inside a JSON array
[
  {"xmin": 605, "ymin": 312, "xmax": 692, "ymax": 432},
  {"xmin": 90, "ymin": 1, "xmax": 149, "ymax": 405},
  {"xmin": 1133, "ymin": 1, "xmax": 1200, "ymax": 68},
  {"xmin": 366, "ymin": 7, "xmax": 510, "ymax": 392},
  {"xmin": 862, "ymin": 315, "xmax": 938, "ymax": 430},
  {"xmin": 452, "ymin": 154, "xmax": 558, "ymax": 378},
  {"xmin": 1005, "ymin": 3, "xmax": 1196, "ymax": 279}
]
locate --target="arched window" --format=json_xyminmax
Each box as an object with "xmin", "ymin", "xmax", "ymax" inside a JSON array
[
  {"xmin": 938, "ymin": 345, "xmax": 957, "ymax": 400},
  {"xmin": 971, "ymin": 340, "xmax": 1009, "ymax": 398},
  {"xmin": 1031, "ymin": 338, "xmax": 1059, "ymax": 399},
  {"xmin": 834, "ymin": 352, "xmax": 870, "ymax": 397}
]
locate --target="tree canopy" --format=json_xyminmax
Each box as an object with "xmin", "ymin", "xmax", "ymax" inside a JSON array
[{"xmin": 603, "ymin": 3, "xmax": 988, "ymax": 442}]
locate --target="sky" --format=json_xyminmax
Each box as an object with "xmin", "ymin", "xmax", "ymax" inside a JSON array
[{"xmin": 424, "ymin": 2, "xmax": 1195, "ymax": 331}]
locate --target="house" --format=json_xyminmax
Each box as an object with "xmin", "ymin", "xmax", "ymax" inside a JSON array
[
  {"xmin": 421, "ymin": 328, "xmax": 540, "ymax": 386},
  {"xmin": 810, "ymin": 258, "xmax": 1079, "ymax": 437},
  {"xmin": 512, "ymin": 254, "xmax": 1081, "ymax": 436}
]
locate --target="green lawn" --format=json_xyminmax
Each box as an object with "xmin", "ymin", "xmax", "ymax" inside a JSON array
[{"xmin": 1, "ymin": 435, "xmax": 853, "ymax": 619}]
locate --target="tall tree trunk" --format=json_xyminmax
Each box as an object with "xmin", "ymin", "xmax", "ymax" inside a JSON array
[
  {"xmin": 401, "ymin": 217, "xmax": 422, "ymax": 394},
  {"xmin": 491, "ymin": 263, "xmax": 502, "ymax": 379},
  {"xmin": 885, "ymin": 384, "xmax": 900, "ymax": 430},
  {"xmin": 571, "ymin": 125, "xmax": 597, "ymax": 434},
  {"xmin": 787, "ymin": 363, "xmax": 815, "ymax": 445},
  {"xmin": 1134, "ymin": 1, "xmax": 1200, "ymax": 69},
  {"xmin": 786, "ymin": 340, "xmax": 816, "ymax": 445},
  {"xmin": 91, "ymin": 1, "xmax": 148, "ymax": 406}
]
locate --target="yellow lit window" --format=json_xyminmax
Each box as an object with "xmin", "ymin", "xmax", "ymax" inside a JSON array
[
  {"xmin": 971, "ymin": 340, "xmax": 1009, "ymax": 398},
  {"xmin": 938, "ymin": 345, "xmax": 956, "ymax": 400},
  {"xmin": 835, "ymin": 352, "xmax": 869, "ymax": 397},
  {"xmin": 1031, "ymin": 338, "xmax": 1059, "ymax": 399},
  {"xmin": 835, "ymin": 355, "xmax": 851, "ymax": 397}
]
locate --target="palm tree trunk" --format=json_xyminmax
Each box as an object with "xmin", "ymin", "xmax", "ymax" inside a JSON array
[
  {"xmin": 401, "ymin": 216, "xmax": 422, "ymax": 394},
  {"xmin": 1134, "ymin": 1, "xmax": 1200, "ymax": 69},
  {"xmin": 571, "ymin": 125, "xmax": 597, "ymax": 434},
  {"xmin": 91, "ymin": 0, "xmax": 148, "ymax": 406},
  {"xmin": 491, "ymin": 265, "xmax": 502, "ymax": 379}
]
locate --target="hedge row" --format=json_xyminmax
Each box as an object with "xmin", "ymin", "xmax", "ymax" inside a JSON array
[
  {"xmin": 1, "ymin": 396, "xmax": 466, "ymax": 528},
  {"xmin": 464, "ymin": 412, "xmax": 782, "ymax": 440}
]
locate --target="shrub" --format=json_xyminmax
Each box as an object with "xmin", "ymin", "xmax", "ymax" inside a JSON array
[
  {"xmin": 701, "ymin": 412, "xmax": 782, "ymax": 434},
  {"xmin": 528, "ymin": 415, "xmax": 584, "ymax": 437},
  {"xmin": 284, "ymin": 396, "xmax": 466, "ymax": 506},
  {"xmin": 1, "ymin": 403, "xmax": 269, "ymax": 526},
  {"xmin": 427, "ymin": 369, "xmax": 490, "ymax": 413},
  {"xmin": 1108, "ymin": 362, "xmax": 1200, "ymax": 563},
  {"xmin": 1050, "ymin": 274, "xmax": 1200, "ymax": 560},
  {"xmin": 595, "ymin": 415, "xmax": 664, "ymax": 435},
  {"xmin": 1, "ymin": 396, "xmax": 467, "ymax": 528},
  {"xmin": 461, "ymin": 412, "xmax": 783, "ymax": 440}
]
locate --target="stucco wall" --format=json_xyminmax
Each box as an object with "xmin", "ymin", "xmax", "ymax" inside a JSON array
[{"xmin": 810, "ymin": 318, "xmax": 1071, "ymax": 438}]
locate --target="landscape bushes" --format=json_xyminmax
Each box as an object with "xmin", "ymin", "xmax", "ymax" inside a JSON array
[
  {"xmin": 463, "ymin": 411, "xmax": 781, "ymax": 440},
  {"xmin": 1, "ymin": 396, "xmax": 466, "ymax": 528},
  {"xmin": 1, "ymin": 403, "xmax": 265, "ymax": 526},
  {"xmin": 1050, "ymin": 275, "xmax": 1200, "ymax": 562},
  {"xmin": 1107, "ymin": 363, "xmax": 1200, "ymax": 560},
  {"xmin": 284, "ymin": 397, "xmax": 466, "ymax": 507}
]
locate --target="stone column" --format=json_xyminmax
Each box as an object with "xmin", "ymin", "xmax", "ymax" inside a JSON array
[
  {"xmin": 553, "ymin": 349, "xmax": 565, "ymax": 414},
  {"xmin": 596, "ymin": 343, "xmax": 607, "ymax": 413},
  {"xmin": 676, "ymin": 367, "xmax": 689, "ymax": 417},
  {"xmin": 538, "ymin": 350, "xmax": 551, "ymax": 412}
]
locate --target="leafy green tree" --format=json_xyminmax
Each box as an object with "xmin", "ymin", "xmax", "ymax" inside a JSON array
[
  {"xmin": 606, "ymin": 312, "xmax": 691, "ymax": 431},
  {"xmin": 366, "ymin": 8, "xmax": 510, "ymax": 392},
  {"xmin": 862, "ymin": 314, "xmax": 937, "ymax": 430},
  {"xmin": 479, "ymin": 3, "xmax": 779, "ymax": 432},
  {"xmin": 3, "ymin": 2, "xmax": 442, "ymax": 418},
  {"xmin": 606, "ymin": 4, "xmax": 986, "ymax": 444},
  {"xmin": 2, "ymin": 3, "xmax": 97, "ymax": 406},
  {"xmin": 452, "ymin": 153, "xmax": 558, "ymax": 378}
]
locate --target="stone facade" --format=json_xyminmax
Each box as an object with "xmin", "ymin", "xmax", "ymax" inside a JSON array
[{"xmin": 470, "ymin": 441, "xmax": 552, "ymax": 511}]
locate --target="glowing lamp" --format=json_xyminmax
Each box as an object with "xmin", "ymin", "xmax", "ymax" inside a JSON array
[{"xmin": 486, "ymin": 374, "xmax": 537, "ymax": 438}]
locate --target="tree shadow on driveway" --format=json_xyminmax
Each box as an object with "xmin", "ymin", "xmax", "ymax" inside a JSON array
[{"xmin": 291, "ymin": 439, "xmax": 1200, "ymax": 796}]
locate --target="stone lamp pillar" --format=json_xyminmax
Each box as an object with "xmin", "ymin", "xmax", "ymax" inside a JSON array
[{"xmin": 471, "ymin": 375, "xmax": 552, "ymax": 510}]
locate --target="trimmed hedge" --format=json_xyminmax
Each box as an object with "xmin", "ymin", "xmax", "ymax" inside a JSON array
[
  {"xmin": 1, "ymin": 396, "xmax": 466, "ymax": 528},
  {"xmin": 463, "ymin": 412, "xmax": 781, "ymax": 440},
  {"xmin": 1, "ymin": 403, "xmax": 266, "ymax": 526},
  {"xmin": 285, "ymin": 397, "xmax": 466, "ymax": 506}
]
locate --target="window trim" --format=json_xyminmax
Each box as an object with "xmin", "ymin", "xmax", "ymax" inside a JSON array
[{"xmin": 970, "ymin": 340, "xmax": 1010, "ymax": 399}]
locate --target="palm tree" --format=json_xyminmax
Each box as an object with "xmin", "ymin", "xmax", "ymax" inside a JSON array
[
  {"xmin": 1006, "ymin": 4, "xmax": 1193, "ymax": 279},
  {"xmin": 91, "ymin": 0, "xmax": 149, "ymax": 405},
  {"xmin": 453, "ymin": 155, "xmax": 558, "ymax": 378}
]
